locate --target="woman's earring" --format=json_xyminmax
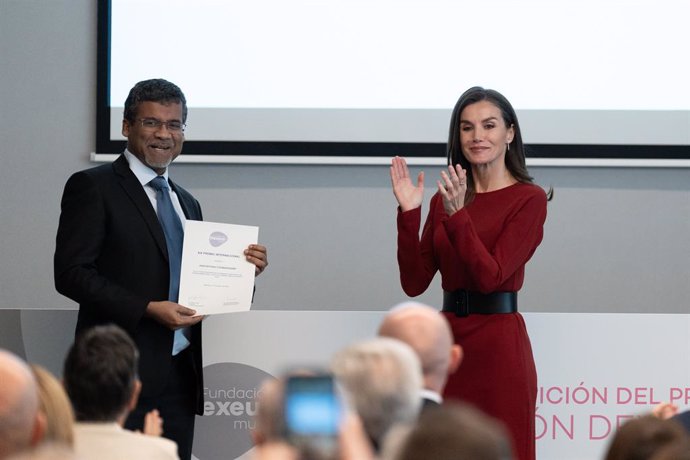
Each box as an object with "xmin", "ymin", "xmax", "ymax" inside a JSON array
[{"xmin": 506, "ymin": 142, "xmax": 510, "ymax": 152}]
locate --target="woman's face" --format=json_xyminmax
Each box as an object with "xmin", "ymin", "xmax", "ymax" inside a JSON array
[{"xmin": 459, "ymin": 100, "xmax": 514, "ymax": 168}]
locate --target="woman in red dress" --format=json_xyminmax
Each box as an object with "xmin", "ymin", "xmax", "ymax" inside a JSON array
[{"xmin": 390, "ymin": 86, "xmax": 551, "ymax": 460}]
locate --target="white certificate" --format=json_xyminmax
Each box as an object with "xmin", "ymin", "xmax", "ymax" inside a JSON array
[{"xmin": 179, "ymin": 220, "xmax": 259, "ymax": 315}]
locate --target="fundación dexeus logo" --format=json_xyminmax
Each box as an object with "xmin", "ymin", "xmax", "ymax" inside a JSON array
[
  {"xmin": 193, "ymin": 362, "xmax": 273, "ymax": 460},
  {"xmin": 208, "ymin": 231, "xmax": 228, "ymax": 247}
]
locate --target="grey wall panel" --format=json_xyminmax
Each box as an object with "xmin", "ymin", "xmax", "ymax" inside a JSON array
[
  {"xmin": 20, "ymin": 309, "xmax": 77, "ymax": 377},
  {"xmin": 0, "ymin": 309, "xmax": 26, "ymax": 358},
  {"xmin": 0, "ymin": 309, "xmax": 76, "ymax": 378}
]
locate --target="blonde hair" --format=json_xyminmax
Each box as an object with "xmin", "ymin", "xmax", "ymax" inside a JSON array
[{"xmin": 30, "ymin": 365, "xmax": 74, "ymax": 447}]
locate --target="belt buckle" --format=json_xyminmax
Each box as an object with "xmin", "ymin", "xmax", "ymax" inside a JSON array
[{"xmin": 455, "ymin": 290, "xmax": 469, "ymax": 317}]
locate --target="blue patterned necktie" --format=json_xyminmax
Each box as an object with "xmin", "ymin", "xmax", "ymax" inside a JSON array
[{"xmin": 149, "ymin": 176, "xmax": 190, "ymax": 355}]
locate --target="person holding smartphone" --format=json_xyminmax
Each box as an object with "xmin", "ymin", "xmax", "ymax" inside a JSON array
[
  {"xmin": 390, "ymin": 86, "xmax": 551, "ymax": 460},
  {"xmin": 251, "ymin": 373, "xmax": 375, "ymax": 460}
]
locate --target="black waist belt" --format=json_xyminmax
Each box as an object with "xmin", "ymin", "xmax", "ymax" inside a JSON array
[{"xmin": 442, "ymin": 290, "xmax": 517, "ymax": 317}]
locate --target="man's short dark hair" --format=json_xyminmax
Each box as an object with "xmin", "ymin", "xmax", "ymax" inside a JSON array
[
  {"xmin": 123, "ymin": 78, "xmax": 188, "ymax": 123},
  {"xmin": 63, "ymin": 325, "xmax": 139, "ymax": 422}
]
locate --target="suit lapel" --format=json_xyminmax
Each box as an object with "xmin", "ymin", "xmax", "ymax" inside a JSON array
[
  {"xmin": 169, "ymin": 180, "xmax": 191, "ymax": 219},
  {"xmin": 170, "ymin": 179, "xmax": 201, "ymax": 221},
  {"xmin": 112, "ymin": 155, "xmax": 170, "ymax": 262}
]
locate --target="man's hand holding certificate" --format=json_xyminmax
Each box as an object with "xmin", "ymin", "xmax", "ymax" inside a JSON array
[{"xmin": 179, "ymin": 221, "xmax": 259, "ymax": 315}]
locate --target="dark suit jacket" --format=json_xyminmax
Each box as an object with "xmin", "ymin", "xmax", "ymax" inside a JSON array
[
  {"xmin": 54, "ymin": 154, "xmax": 204, "ymax": 414},
  {"xmin": 674, "ymin": 410, "xmax": 690, "ymax": 433}
]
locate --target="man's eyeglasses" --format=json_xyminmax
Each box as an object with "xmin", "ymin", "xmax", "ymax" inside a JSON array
[{"xmin": 136, "ymin": 118, "xmax": 186, "ymax": 133}]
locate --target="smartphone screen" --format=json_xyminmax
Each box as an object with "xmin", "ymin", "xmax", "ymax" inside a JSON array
[{"xmin": 284, "ymin": 374, "xmax": 342, "ymax": 454}]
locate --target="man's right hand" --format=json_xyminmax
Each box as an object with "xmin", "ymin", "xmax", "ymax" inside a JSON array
[{"xmin": 145, "ymin": 301, "xmax": 203, "ymax": 330}]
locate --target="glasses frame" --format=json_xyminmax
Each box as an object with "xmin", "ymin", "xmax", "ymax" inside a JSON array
[{"xmin": 136, "ymin": 118, "xmax": 186, "ymax": 133}]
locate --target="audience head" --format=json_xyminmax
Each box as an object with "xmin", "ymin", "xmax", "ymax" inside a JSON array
[
  {"xmin": 331, "ymin": 337, "xmax": 422, "ymax": 450},
  {"xmin": 649, "ymin": 437, "xmax": 690, "ymax": 460},
  {"xmin": 63, "ymin": 324, "xmax": 141, "ymax": 423},
  {"xmin": 377, "ymin": 302, "xmax": 462, "ymax": 394},
  {"xmin": 253, "ymin": 370, "xmax": 327, "ymax": 447},
  {"xmin": 0, "ymin": 350, "xmax": 45, "ymax": 459},
  {"xmin": 604, "ymin": 414, "xmax": 687, "ymax": 460},
  {"xmin": 253, "ymin": 371, "xmax": 377, "ymax": 460},
  {"xmin": 29, "ymin": 365, "xmax": 74, "ymax": 447},
  {"xmin": 252, "ymin": 377, "xmax": 286, "ymax": 446},
  {"xmin": 392, "ymin": 402, "xmax": 512, "ymax": 460}
]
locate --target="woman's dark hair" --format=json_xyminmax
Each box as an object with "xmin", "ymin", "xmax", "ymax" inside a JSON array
[{"xmin": 446, "ymin": 86, "xmax": 551, "ymax": 203}]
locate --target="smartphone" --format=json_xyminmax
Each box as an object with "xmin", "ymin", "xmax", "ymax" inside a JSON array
[{"xmin": 283, "ymin": 374, "xmax": 342, "ymax": 458}]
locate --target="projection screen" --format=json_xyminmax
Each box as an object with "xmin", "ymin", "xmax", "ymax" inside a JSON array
[{"xmin": 95, "ymin": 0, "xmax": 690, "ymax": 166}]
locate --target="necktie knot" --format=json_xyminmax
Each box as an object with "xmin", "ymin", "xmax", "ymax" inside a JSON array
[{"xmin": 149, "ymin": 176, "xmax": 169, "ymax": 192}]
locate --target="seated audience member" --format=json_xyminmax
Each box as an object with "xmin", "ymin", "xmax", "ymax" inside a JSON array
[
  {"xmin": 251, "ymin": 374, "xmax": 375, "ymax": 460},
  {"xmin": 604, "ymin": 414, "xmax": 687, "ymax": 460},
  {"xmin": 62, "ymin": 325, "xmax": 179, "ymax": 460},
  {"xmin": 29, "ymin": 365, "xmax": 74, "ymax": 447},
  {"xmin": 377, "ymin": 302, "xmax": 462, "ymax": 409},
  {"xmin": 251, "ymin": 413, "xmax": 375, "ymax": 460},
  {"xmin": 390, "ymin": 402, "xmax": 512, "ymax": 460},
  {"xmin": 0, "ymin": 350, "xmax": 46, "ymax": 459},
  {"xmin": 331, "ymin": 337, "xmax": 422, "ymax": 452},
  {"xmin": 252, "ymin": 377, "xmax": 286, "ymax": 447}
]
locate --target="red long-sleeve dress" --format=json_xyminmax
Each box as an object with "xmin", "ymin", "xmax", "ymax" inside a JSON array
[{"xmin": 396, "ymin": 182, "xmax": 547, "ymax": 460}]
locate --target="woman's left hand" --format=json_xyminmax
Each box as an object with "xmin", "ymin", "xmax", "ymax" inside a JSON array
[{"xmin": 438, "ymin": 164, "xmax": 467, "ymax": 216}]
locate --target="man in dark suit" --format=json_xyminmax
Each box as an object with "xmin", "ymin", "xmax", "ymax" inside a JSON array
[
  {"xmin": 54, "ymin": 79, "xmax": 268, "ymax": 460},
  {"xmin": 377, "ymin": 302, "xmax": 462, "ymax": 410}
]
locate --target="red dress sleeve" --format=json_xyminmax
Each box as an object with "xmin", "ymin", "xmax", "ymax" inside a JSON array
[
  {"xmin": 442, "ymin": 187, "xmax": 547, "ymax": 293},
  {"xmin": 396, "ymin": 202, "xmax": 438, "ymax": 297},
  {"xmin": 396, "ymin": 183, "xmax": 547, "ymax": 296}
]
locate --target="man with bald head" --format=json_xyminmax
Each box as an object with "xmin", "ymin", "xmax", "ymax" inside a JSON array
[
  {"xmin": 0, "ymin": 350, "xmax": 46, "ymax": 458},
  {"xmin": 377, "ymin": 302, "xmax": 462, "ymax": 408}
]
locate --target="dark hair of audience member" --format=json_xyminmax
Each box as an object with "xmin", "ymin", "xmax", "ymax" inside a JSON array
[
  {"xmin": 648, "ymin": 437, "xmax": 690, "ymax": 460},
  {"xmin": 604, "ymin": 415, "xmax": 688, "ymax": 460},
  {"xmin": 394, "ymin": 402, "xmax": 513, "ymax": 460},
  {"xmin": 649, "ymin": 436, "xmax": 690, "ymax": 460},
  {"xmin": 62, "ymin": 325, "xmax": 139, "ymax": 422}
]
